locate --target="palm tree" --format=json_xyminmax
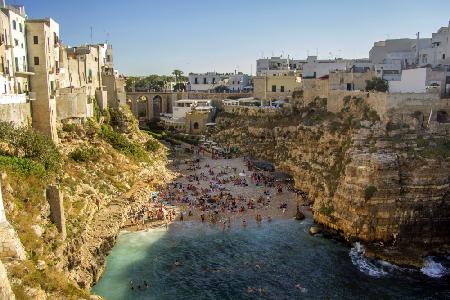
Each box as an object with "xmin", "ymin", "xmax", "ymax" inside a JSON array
[{"xmin": 172, "ymin": 69, "xmax": 184, "ymax": 86}]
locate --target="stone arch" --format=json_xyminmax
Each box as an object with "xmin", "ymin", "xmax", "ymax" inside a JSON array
[
  {"xmin": 152, "ymin": 95, "xmax": 162, "ymax": 119},
  {"xmin": 193, "ymin": 122, "xmax": 199, "ymax": 130},
  {"xmin": 436, "ymin": 110, "xmax": 449, "ymax": 123},
  {"xmin": 137, "ymin": 95, "xmax": 148, "ymax": 118}
]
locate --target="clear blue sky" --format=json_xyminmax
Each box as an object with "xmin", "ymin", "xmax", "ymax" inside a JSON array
[{"xmin": 17, "ymin": 0, "xmax": 450, "ymax": 76}]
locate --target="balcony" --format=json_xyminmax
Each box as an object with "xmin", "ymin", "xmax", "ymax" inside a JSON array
[{"xmin": 15, "ymin": 64, "xmax": 35, "ymax": 76}]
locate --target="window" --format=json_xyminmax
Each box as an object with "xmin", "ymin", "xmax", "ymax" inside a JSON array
[
  {"xmin": 34, "ymin": 57, "xmax": 39, "ymax": 65},
  {"xmin": 17, "ymin": 82, "xmax": 21, "ymax": 94},
  {"xmin": 12, "ymin": 20, "xmax": 16, "ymax": 30},
  {"xmin": 14, "ymin": 39, "xmax": 18, "ymax": 46},
  {"xmin": 203, "ymin": 78, "xmax": 206, "ymax": 84},
  {"xmin": 280, "ymin": 86, "xmax": 285, "ymax": 92},
  {"xmin": 21, "ymin": 43, "xmax": 23, "ymax": 49},
  {"xmin": 19, "ymin": 23, "xmax": 22, "ymax": 32},
  {"xmin": 212, "ymin": 77, "xmax": 216, "ymax": 84},
  {"xmin": 33, "ymin": 36, "xmax": 38, "ymax": 44},
  {"xmin": 272, "ymin": 85, "xmax": 276, "ymax": 92},
  {"xmin": 443, "ymin": 54, "xmax": 446, "ymax": 60},
  {"xmin": 194, "ymin": 78, "xmax": 198, "ymax": 84}
]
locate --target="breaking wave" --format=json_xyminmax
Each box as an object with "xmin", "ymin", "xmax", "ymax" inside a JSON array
[
  {"xmin": 349, "ymin": 242, "xmax": 389, "ymax": 277},
  {"xmin": 421, "ymin": 257, "xmax": 449, "ymax": 278}
]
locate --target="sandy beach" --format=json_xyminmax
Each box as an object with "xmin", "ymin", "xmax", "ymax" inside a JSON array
[{"xmin": 125, "ymin": 149, "xmax": 311, "ymax": 231}]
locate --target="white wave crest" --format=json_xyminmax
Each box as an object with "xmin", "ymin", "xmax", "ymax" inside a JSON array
[
  {"xmin": 421, "ymin": 257, "xmax": 448, "ymax": 278},
  {"xmin": 349, "ymin": 242, "xmax": 388, "ymax": 277}
]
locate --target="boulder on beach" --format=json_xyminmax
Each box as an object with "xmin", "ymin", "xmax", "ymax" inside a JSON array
[
  {"xmin": 295, "ymin": 210, "xmax": 305, "ymax": 220},
  {"xmin": 309, "ymin": 226, "xmax": 321, "ymax": 235}
]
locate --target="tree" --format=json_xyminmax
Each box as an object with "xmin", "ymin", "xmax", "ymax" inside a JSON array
[
  {"xmin": 172, "ymin": 69, "xmax": 184, "ymax": 85},
  {"xmin": 214, "ymin": 85, "xmax": 229, "ymax": 93},
  {"xmin": 365, "ymin": 77, "xmax": 388, "ymax": 92}
]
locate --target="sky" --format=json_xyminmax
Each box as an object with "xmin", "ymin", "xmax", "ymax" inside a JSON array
[{"xmin": 15, "ymin": 0, "xmax": 450, "ymax": 76}]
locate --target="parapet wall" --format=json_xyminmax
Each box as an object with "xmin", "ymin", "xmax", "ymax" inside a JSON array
[
  {"xmin": 183, "ymin": 92, "xmax": 252, "ymax": 100},
  {"xmin": 56, "ymin": 88, "xmax": 93, "ymax": 120},
  {"xmin": 327, "ymin": 90, "xmax": 450, "ymax": 121},
  {"xmin": 0, "ymin": 102, "xmax": 30, "ymax": 127},
  {"xmin": 223, "ymin": 105, "xmax": 290, "ymax": 117}
]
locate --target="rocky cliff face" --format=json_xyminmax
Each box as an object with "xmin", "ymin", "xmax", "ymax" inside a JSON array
[
  {"xmin": 1, "ymin": 107, "xmax": 173, "ymax": 298},
  {"xmin": 213, "ymin": 98, "xmax": 450, "ymax": 264}
]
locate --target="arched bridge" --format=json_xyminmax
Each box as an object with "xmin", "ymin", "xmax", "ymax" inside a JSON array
[{"xmin": 126, "ymin": 92, "xmax": 181, "ymax": 123}]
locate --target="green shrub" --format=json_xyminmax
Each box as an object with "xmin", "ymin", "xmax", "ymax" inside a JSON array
[
  {"xmin": 0, "ymin": 155, "xmax": 46, "ymax": 177},
  {"xmin": 101, "ymin": 125, "xmax": 148, "ymax": 161},
  {"xmin": 319, "ymin": 205, "xmax": 334, "ymax": 216},
  {"xmin": 69, "ymin": 147, "xmax": 100, "ymax": 163},
  {"xmin": 421, "ymin": 139, "xmax": 450, "ymax": 159},
  {"xmin": 365, "ymin": 77, "xmax": 388, "ymax": 92},
  {"xmin": 364, "ymin": 185, "xmax": 378, "ymax": 201},
  {"xmin": 93, "ymin": 97, "xmax": 101, "ymax": 122},
  {"xmin": 62, "ymin": 123, "xmax": 76, "ymax": 133},
  {"xmin": 0, "ymin": 122, "xmax": 61, "ymax": 172},
  {"xmin": 145, "ymin": 138, "xmax": 161, "ymax": 152}
]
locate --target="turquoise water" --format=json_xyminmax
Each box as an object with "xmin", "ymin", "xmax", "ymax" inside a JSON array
[{"xmin": 92, "ymin": 219, "xmax": 450, "ymax": 299}]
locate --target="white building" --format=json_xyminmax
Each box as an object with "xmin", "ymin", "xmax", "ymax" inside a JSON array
[
  {"xmin": 302, "ymin": 56, "xmax": 371, "ymax": 79},
  {"xmin": 188, "ymin": 72, "xmax": 226, "ymax": 92},
  {"xmin": 256, "ymin": 56, "xmax": 305, "ymax": 76},
  {"xmin": 417, "ymin": 22, "xmax": 450, "ymax": 67},
  {"xmin": 1, "ymin": 4, "xmax": 30, "ymax": 95},
  {"xmin": 172, "ymin": 99, "xmax": 212, "ymax": 120},
  {"xmin": 227, "ymin": 73, "xmax": 251, "ymax": 92},
  {"xmin": 389, "ymin": 67, "xmax": 446, "ymax": 94}
]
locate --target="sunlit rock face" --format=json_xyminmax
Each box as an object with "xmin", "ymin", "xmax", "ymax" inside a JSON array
[{"xmin": 213, "ymin": 100, "xmax": 450, "ymax": 253}]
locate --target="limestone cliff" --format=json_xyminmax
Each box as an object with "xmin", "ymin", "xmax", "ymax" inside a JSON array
[
  {"xmin": 0, "ymin": 107, "xmax": 173, "ymax": 298},
  {"xmin": 213, "ymin": 98, "xmax": 450, "ymax": 265}
]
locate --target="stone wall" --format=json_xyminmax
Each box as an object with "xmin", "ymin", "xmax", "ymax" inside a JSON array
[
  {"xmin": 302, "ymin": 78, "xmax": 329, "ymax": 103},
  {"xmin": 56, "ymin": 88, "xmax": 93, "ymax": 120},
  {"xmin": 327, "ymin": 90, "xmax": 450, "ymax": 122},
  {"xmin": 0, "ymin": 261, "xmax": 15, "ymax": 300},
  {"xmin": 183, "ymin": 92, "xmax": 251, "ymax": 100},
  {"xmin": 46, "ymin": 185, "xmax": 66, "ymax": 240},
  {"xmin": 0, "ymin": 102, "xmax": 30, "ymax": 127},
  {"xmin": 223, "ymin": 105, "xmax": 290, "ymax": 117}
]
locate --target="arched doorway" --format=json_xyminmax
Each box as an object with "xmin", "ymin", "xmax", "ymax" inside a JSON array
[
  {"xmin": 126, "ymin": 97, "xmax": 133, "ymax": 110},
  {"xmin": 152, "ymin": 95, "xmax": 162, "ymax": 119},
  {"xmin": 137, "ymin": 96, "xmax": 148, "ymax": 119},
  {"xmin": 436, "ymin": 110, "xmax": 449, "ymax": 123}
]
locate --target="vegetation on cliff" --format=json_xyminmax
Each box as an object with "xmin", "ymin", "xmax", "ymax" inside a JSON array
[{"xmin": 0, "ymin": 106, "xmax": 169, "ymax": 299}]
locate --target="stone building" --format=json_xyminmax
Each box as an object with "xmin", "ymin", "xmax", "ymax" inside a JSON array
[
  {"xmin": 253, "ymin": 71, "xmax": 302, "ymax": 101},
  {"xmin": 328, "ymin": 69, "xmax": 376, "ymax": 92},
  {"xmin": 25, "ymin": 18, "xmax": 60, "ymax": 142},
  {"xmin": 0, "ymin": 6, "xmax": 31, "ymax": 126}
]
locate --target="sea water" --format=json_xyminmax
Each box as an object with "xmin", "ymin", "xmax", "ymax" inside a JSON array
[{"xmin": 92, "ymin": 219, "xmax": 450, "ymax": 299}]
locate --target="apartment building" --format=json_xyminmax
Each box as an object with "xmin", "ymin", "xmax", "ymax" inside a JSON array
[
  {"xmin": 26, "ymin": 18, "xmax": 60, "ymax": 142},
  {"xmin": 253, "ymin": 71, "xmax": 301, "ymax": 101},
  {"xmin": 256, "ymin": 56, "xmax": 305, "ymax": 76}
]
